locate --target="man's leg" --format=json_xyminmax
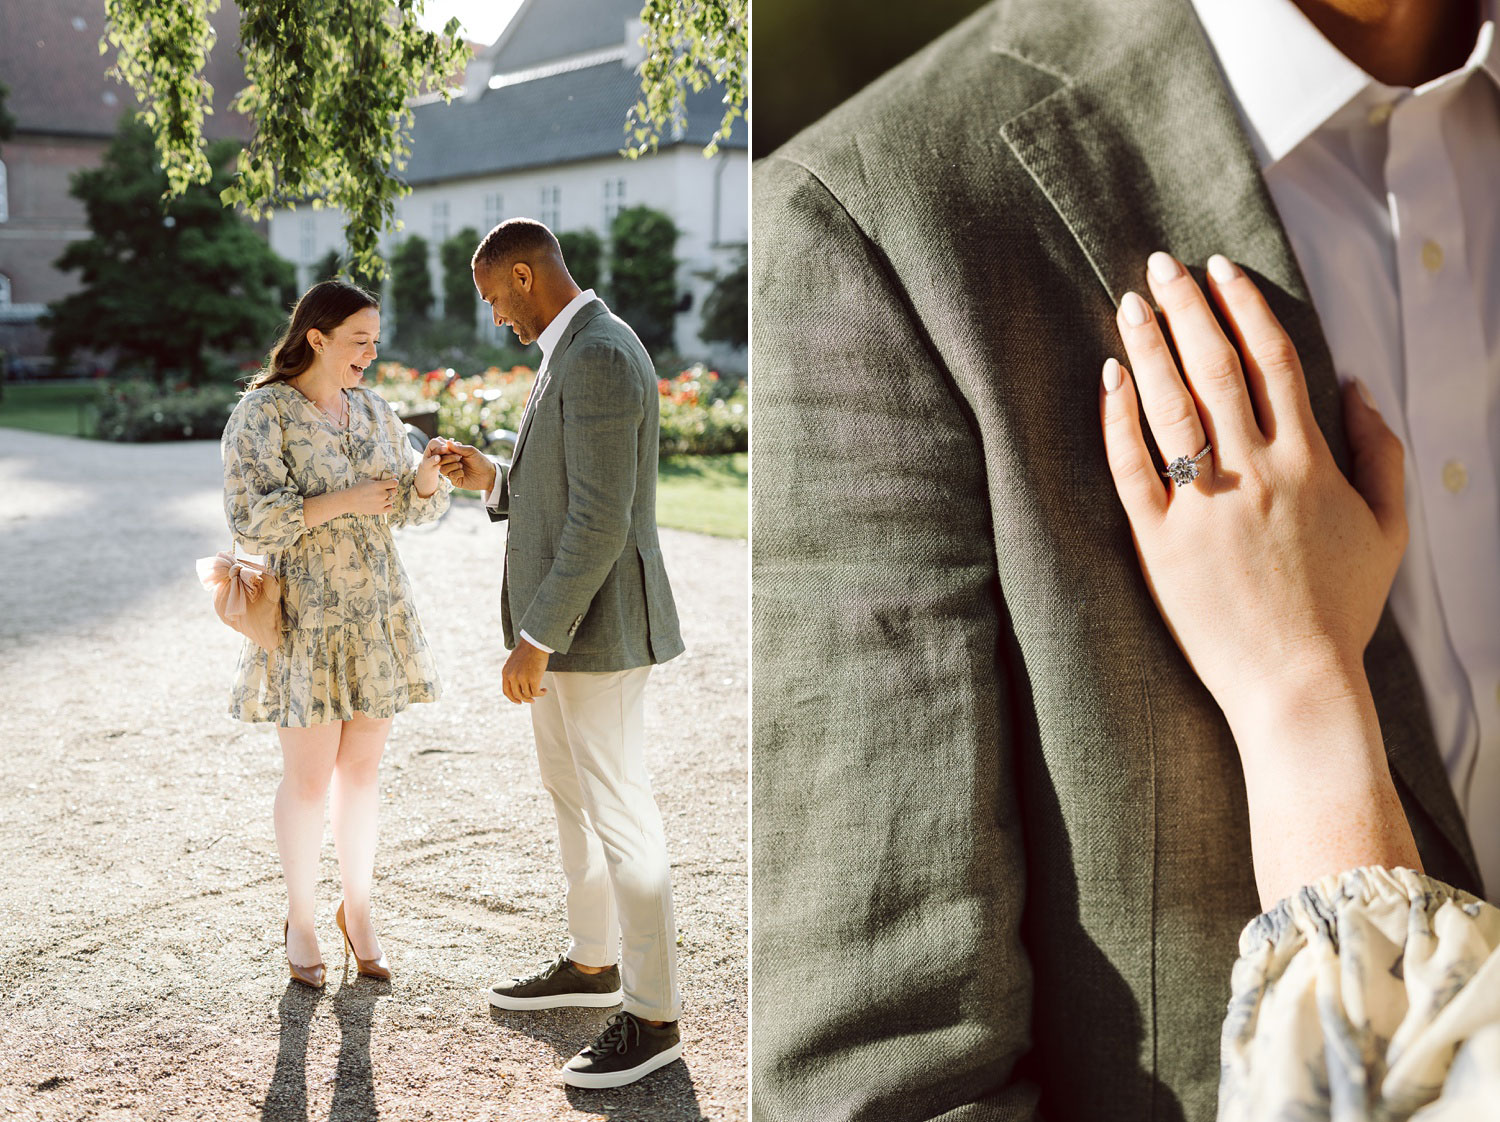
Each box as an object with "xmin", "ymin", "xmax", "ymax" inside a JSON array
[
  {"xmin": 531, "ymin": 670, "xmax": 620, "ymax": 969},
  {"xmin": 551, "ymin": 666, "xmax": 680, "ymax": 1023}
]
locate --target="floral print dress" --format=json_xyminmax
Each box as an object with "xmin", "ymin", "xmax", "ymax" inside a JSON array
[
  {"xmin": 220, "ymin": 381, "xmax": 452, "ymax": 727},
  {"xmin": 1220, "ymin": 865, "xmax": 1500, "ymax": 1120}
]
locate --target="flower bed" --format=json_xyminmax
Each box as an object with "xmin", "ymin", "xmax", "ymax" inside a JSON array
[
  {"xmin": 371, "ymin": 361, "xmax": 747, "ymax": 457},
  {"xmin": 88, "ymin": 363, "xmax": 748, "ymax": 455}
]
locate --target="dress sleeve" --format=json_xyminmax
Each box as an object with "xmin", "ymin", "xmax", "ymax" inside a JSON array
[
  {"xmin": 1219, "ymin": 865, "xmax": 1500, "ymax": 1122},
  {"xmin": 378, "ymin": 399, "xmax": 451, "ymax": 529},
  {"xmin": 221, "ymin": 391, "xmax": 308, "ymax": 553}
]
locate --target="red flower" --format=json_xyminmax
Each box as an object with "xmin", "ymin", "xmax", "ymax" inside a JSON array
[{"xmin": 658, "ymin": 379, "xmax": 671, "ymax": 394}]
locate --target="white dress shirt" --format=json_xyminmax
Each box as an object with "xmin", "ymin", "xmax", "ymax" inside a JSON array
[
  {"xmin": 488, "ymin": 287, "xmax": 598, "ymax": 655},
  {"xmin": 1190, "ymin": 0, "xmax": 1500, "ymax": 899}
]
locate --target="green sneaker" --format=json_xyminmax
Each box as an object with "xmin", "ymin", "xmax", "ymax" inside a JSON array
[{"xmin": 487, "ymin": 953, "xmax": 622, "ymax": 1010}]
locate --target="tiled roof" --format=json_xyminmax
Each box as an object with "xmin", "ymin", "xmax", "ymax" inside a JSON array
[
  {"xmin": 487, "ymin": 0, "xmax": 642, "ymax": 76},
  {"xmin": 0, "ymin": 0, "xmax": 251, "ymax": 140},
  {"xmin": 400, "ymin": 60, "xmax": 743, "ymax": 185}
]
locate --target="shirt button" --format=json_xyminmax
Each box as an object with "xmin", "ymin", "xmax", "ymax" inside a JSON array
[
  {"xmin": 1422, "ymin": 240, "xmax": 1445, "ymax": 272},
  {"xmin": 1442, "ymin": 460, "xmax": 1468, "ymax": 493},
  {"xmin": 1367, "ymin": 102, "xmax": 1393, "ymax": 125}
]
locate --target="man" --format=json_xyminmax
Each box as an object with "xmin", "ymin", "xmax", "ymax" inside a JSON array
[
  {"xmin": 438, "ymin": 218, "xmax": 685, "ymax": 1090},
  {"xmin": 751, "ymin": 0, "xmax": 1495, "ymax": 1119}
]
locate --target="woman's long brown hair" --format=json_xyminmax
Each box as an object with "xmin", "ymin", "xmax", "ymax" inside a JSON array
[{"xmin": 247, "ymin": 279, "xmax": 379, "ymax": 391}]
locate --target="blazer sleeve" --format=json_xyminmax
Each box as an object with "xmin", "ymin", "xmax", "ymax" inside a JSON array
[
  {"xmin": 221, "ymin": 391, "xmax": 308, "ymax": 554},
  {"xmin": 516, "ymin": 342, "xmax": 644, "ymax": 652},
  {"xmin": 751, "ymin": 156, "xmax": 1043, "ymax": 1121}
]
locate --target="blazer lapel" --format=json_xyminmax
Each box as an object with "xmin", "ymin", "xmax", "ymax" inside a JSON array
[
  {"xmin": 993, "ymin": 0, "xmax": 1481, "ymax": 888},
  {"xmin": 509, "ymin": 299, "xmax": 611, "ymax": 474}
]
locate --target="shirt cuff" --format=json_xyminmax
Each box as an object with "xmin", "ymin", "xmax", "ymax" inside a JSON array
[
  {"xmin": 484, "ymin": 456, "xmax": 506, "ymax": 507},
  {"xmin": 519, "ymin": 629, "xmax": 554, "ymax": 655}
]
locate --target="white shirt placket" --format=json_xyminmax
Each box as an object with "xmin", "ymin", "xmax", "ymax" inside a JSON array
[{"xmin": 1387, "ymin": 77, "xmax": 1500, "ymax": 878}]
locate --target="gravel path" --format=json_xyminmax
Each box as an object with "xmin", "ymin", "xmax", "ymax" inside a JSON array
[{"xmin": 0, "ymin": 429, "xmax": 747, "ymax": 1121}]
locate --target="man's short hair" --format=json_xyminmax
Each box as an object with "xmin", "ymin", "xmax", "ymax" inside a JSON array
[{"xmin": 472, "ymin": 218, "xmax": 563, "ymax": 275}]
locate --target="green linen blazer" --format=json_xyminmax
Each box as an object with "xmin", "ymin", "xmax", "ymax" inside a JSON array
[
  {"xmin": 749, "ymin": 0, "xmax": 1486, "ymax": 1119},
  {"xmin": 490, "ymin": 298, "xmax": 684, "ymax": 673}
]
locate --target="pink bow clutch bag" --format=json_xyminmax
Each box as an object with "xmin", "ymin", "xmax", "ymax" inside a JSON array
[{"xmin": 195, "ymin": 551, "xmax": 283, "ymax": 651}]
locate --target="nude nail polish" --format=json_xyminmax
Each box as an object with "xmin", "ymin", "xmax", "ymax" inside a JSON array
[
  {"xmin": 1120, "ymin": 292, "xmax": 1150, "ymax": 326},
  {"xmin": 1147, "ymin": 252, "xmax": 1183, "ymax": 282},
  {"xmin": 1207, "ymin": 254, "xmax": 1240, "ymax": 283}
]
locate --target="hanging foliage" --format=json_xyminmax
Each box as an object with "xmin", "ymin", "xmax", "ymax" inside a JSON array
[
  {"xmin": 626, "ymin": 0, "xmax": 747, "ymax": 159},
  {"xmin": 101, "ymin": 0, "xmax": 468, "ymax": 281}
]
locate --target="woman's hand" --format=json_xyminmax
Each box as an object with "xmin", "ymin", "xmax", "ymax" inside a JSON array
[
  {"xmin": 1100, "ymin": 252, "xmax": 1421, "ymax": 909},
  {"xmin": 415, "ymin": 438, "xmax": 446, "ymax": 498},
  {"xmin": 344, "ymin": 476, "xmax": 399, "ymax": 516},
  {"xmin": 1100, "ymin": 252, "xmax": 1408, "ymax": 726}
]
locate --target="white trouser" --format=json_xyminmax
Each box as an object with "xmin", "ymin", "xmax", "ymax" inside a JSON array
[{"xmin": 530, "ymin": 665, "xmax": 681, "ymax": 1022}]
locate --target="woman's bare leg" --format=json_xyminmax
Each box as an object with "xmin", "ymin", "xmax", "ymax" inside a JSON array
[
  {"xmin": 331, "ymin": 712, "xmax": 393, "ymax": 957},
  {"xmin": 275, "ymin": 723, "xmax": 342, "ymax": 967}
]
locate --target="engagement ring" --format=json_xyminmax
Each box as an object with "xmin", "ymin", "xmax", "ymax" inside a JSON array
[{"xmin": 1161, "ymin": 442, "xmax": 1212, "ymax": 486}]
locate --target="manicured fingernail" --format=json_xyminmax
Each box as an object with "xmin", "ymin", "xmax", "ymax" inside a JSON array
[
  {"xmin": 1353, "ymin": 377, "xmax": 1376, "ymax": 410},
  {"xmin": 1102, "ymin": 358, "xmax": 1123, "ymax": 393},
  {"xmin": 1120, "ymin": 292, "xmax": 1150, "ymax": 326},
  {"xmin": 1147, "ymin": 251, "xmax": 1183, "ymax": 282},
  {"xmin": 1207, "ymin": 254, "xmax": 1240, "ymax": 283}
]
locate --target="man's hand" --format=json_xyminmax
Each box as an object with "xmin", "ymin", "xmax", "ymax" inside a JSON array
[
  {"xmin": 438, "ymin": 440, "xmax": 499, "ymax": 493},
  {"xmin": 502, "ymin": 638, "xmax": 550, "ymax": 704}
]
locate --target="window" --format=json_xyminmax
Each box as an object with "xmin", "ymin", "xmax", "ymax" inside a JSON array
[
  {"xmin": 299, "ymin": 214, "xmax": 315, "ymax": 262},
  {"xmin": 0, "ymin": 158, "xmax": 8, "ymax": 223},
  {"xmin": 432, "ymin": 199, "xmax": 449, "ymax": 244},
  {"xmin": 0, "ymin": 273, "xmax": 10, "ymax": 306},
  {"xmin": 539, "ymin": 185, "xmax": 560, "ymax": 228},
  {"xmin": 602, "ymin": 177, "xmax": 626, "ymax": 228},
  {"xmin": 484, "ymin": 191, "xmax": 504, "ymax": 232}
]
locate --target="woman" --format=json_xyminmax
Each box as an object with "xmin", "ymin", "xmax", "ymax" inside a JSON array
[
  {"xmin": 1101, "ymin": 253, "xmax": 1500, "ymax": 1117},
  {"xmin": 221, "ymin": 279, "xmax": 453, "ymax": 988}
]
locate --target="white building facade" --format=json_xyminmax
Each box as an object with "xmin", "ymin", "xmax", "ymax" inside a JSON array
[{"xmin": 266, "ymin": 0, "xmax": 747, "ymax": 365}]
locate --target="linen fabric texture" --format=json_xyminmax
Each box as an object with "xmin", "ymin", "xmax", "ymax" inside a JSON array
[
  {"xmin": 749, "ymin": 0, "xmax": 1486, "ymax": 1118},
  {"xmin": 487, "ymin": 298, "xmax": 683, "ymax": 672},
  {"xmin": 221, "ymin": 382, "xmax": 451, "ymax": 727},
  {"xmin": 1220, "ymin": 866, "xmax": 1500, "ymax": 1121}
]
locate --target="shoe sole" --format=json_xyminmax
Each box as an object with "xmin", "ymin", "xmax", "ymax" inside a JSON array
[
  {"xmin": 487, "ymin": 988, "xmax": 623, "ymax": 1011},
  {"xmin": 560, "ymin": 1042, "xmax": 683, "ymax": 1089}
]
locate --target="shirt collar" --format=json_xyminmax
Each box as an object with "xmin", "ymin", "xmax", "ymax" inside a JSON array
[
  {"xmin": 1189, "ymin": 0, "xmax": 1500, "ymax": 169},
  {"xmin": 536, "ymin": 288, "xmax": 597, "ymax": 364}
]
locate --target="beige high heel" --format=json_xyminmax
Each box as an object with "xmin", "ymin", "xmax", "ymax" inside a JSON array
[
  {"xmin": 284, "ymin": 919, "xmax": 326, "ymax": 989},
  {"xmin": 336, "ymin": 900, "xmax": 392, "ymax": 981}
]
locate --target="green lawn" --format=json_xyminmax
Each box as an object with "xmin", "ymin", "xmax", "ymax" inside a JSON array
[
  {"xmin": 657, "ymin": 453, "xmax": 747, "ymax": 539},
  {"xmin": 0, "ymin": 381, "xmax": 98, "ymax": 436}
]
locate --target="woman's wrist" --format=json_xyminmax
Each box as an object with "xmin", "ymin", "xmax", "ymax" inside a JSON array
[
  {"xmin": 303, "ymin": 489, "xmax": 349, "ymax": 527},
  {"xmin": 1219, "ymin": 656, "xmax": 1375, "ymax": 754},
  {"xmin": 1222, "ymin": 665, "xmax": 1421, "ymax": 910}
]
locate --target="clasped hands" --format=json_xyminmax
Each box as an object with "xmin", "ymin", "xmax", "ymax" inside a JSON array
[{"xmin": 1099, "ymin": 252, "xmax": 1408, "ymax": 727}]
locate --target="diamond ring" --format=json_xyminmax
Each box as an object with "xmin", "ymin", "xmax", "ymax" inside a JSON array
[{"xmin": 1160, "ymin": 442, "xmax": 1212, "ymax": 486}]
